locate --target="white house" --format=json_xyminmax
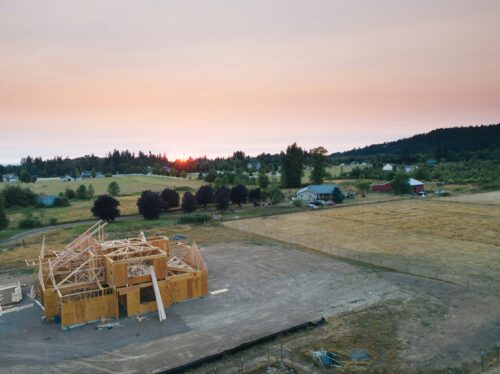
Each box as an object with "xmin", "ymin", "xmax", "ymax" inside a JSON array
[
  {"xmin": 382, "ymin": 163, "xmax": 394, "ymax": 171},
  {"xmin": 295, "ymin": 184, "xmax": 341, "ymax": 202},
  {"xmin": 2, "ymin": 174, "xmax": 18, "ymax": 183}
]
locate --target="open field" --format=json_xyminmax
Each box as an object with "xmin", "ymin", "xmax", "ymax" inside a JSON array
[
  {"xmin": 440, "ymin": 190, "xmax": 500, "ymax": 205},
  {"xmin": 1, "ymin": 174, "xmax": 204, "ymax": 196},
  {"xmin": 225, "ymin": 198, "xmax": 500, "ymax": 294},
  {"xmin": 1, "ymin": 223, "xmax": 499, "ymax": 373}
]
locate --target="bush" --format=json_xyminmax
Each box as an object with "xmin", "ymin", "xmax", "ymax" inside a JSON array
[
  {"xmin": 92, "ymin": 194, "xmax": 120, "ymax": 222},
  {"xmin": 266, "ymin": 183, "xmax": 284, "ymax": 205},
  {"xmin": 54, "ymin": 197, "xmax": 70, "ymax": 207},
  {"xmin": 331, "ymin": 187, "xmax": 344, "ymax": 203},
  {"xmin": 0, "ymin": 194, "xmax": 9, "ymax": 231},
  {"xmin": 248, "ymin": 188, "xmax": 262, "ymax": 206},
  {"xmin": 2, "ymin": 185, "xmax": 38, "ymax": 208},
  {"xmin": 49, "ymin": 217, "xmax": 58, "ymax": 225},
  {"xmin": 293, "ymin": 198, "xmax": 304, "ymax": 208},
  {"xmin": 161, "ymin": 188, "xmax": 180, "ymax": 211},
  {"xmin": 175, "ymin": 186, "xmax": 193, "ymax": 192},
  {"xmin": 181, "ymin": 192, "xmax": 198, "ymax": 213},
  {"xmin": 137, "ymin": 191, "xmax": 164, "ymax": 219},
  {"xmin": 178, "ymin": 213, "xmax": 212, "ymax": 225},
  {"xmin": 76, "ymin": 185, "xmax": 88, "ymax": 199},
  {"xmin": 64, "ymin": 188, "xmax": 76, "ymax": 199},
  {"xmin": 18, "ymin": 211, "xmax": 42, "ymax": 229}
]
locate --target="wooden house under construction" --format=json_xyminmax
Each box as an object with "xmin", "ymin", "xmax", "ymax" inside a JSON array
[{"xmin": 29, "ymin": 221, "xmax": 208, "ymax": 328}]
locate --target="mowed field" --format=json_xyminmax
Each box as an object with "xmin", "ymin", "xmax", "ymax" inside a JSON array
[
  {"xmin": 3, "ymin": 175, "xmax": 204, "ymax": 196},
  {"xmin": 225, "ymin": 194, "xmax": 500, "ymax": 293}
]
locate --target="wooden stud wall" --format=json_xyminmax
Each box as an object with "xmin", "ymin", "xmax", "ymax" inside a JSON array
[{"xmin": 60, "ymin": 291, "xmax": 118, "ymax": 327}]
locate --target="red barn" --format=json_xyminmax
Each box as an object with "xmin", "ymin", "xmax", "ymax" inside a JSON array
[{"xmin": 371, "ymin": 178, "xmax": 424, "ymax": 193}]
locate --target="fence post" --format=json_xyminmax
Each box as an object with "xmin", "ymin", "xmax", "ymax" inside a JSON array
[
  {"xmin": 481, "ymin": 351, "xmax": 485, "ymax": 370},
  {"xmin": 267, "ymin": 348, "xmax": 270, "ymax": 368},
  {"xmin": 241, "ymin": 357, "xmax": 244, "ymax": 373},
  {"xmin": 280, "ymin": 344, "xmax": 284, "ymax": 367}
]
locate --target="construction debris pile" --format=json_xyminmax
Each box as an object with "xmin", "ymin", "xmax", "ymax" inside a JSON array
[{"xmin": 28, "ymin": 221, "xmax": 208, "ymax": 328}]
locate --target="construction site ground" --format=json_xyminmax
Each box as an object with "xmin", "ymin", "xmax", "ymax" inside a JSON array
[{"xmin": 1, "ymin": 225, "xmax": 499, "ymax": 373}]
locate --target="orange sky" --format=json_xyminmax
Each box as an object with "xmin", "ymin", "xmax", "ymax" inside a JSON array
[{"xmin": 1, "ymin": 0, "xmax": 499, "ymax": 164}]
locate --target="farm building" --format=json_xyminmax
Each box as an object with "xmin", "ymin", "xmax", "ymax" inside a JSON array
[
  {"xmin": 382, "ymin": 163, "xmax": 394, "ymax": 171},
  {"xmin": 2, "ymin": 174, "xmax": 19, "ymax": 183},
  {"xmin": 38, "ymin": 194, "xmax": 58, "ymax": 207},
  {"xmin": 295, "ymin": 184, "xmax": 341, "ymax": 202},
  {"xmin": 371, "ymin": 178, "xmax": 424, "ymax": 193},
  {"xmin": 28, "ymin": 221, "xmax": 208, "ymax": 328}
]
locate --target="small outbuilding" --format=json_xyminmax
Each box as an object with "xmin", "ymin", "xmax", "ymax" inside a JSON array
[
  {"xmin": 382, "ymin": 163, "xmax": 394, "ymax": 171},
  {"xmin": 371, "ymin": 178, "xmax": 424, "ymax": 194},
  {"xmin": 38, "ymin": 194, "xmax": 58, "ymax": 207}
]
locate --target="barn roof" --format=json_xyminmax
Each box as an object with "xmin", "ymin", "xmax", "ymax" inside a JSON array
[{"xmin": 408, "ymin": 178, "xmax": 424, "ymax": 186}]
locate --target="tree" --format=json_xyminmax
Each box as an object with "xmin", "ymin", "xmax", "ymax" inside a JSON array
[
  {"xmin": 181, "ymin": 192, "xmax": 198, "ymax": 213},
  {"xmin": 266, "ymin": 183, "xmax": 284, "ymax": 205},
  {"xmin": 204, "ymin": 168, "xmax": 218, "ymax": 183},
  {"xmin": 257, "ymin": 171, "xmax": 270, "ymax": 189},
  {"xmin": 214, "ymin": 175, "xmax": 229, "ymax": 189},
  {"xmin": 230, "ymin": 184, "xmax": 248, "ymax": 207},
  {"xmin": 331, "ymin": 187, "xmax": 344, "ymax": 203},
  {"xmin": 91, "ymin": 195, "xmax": 120, "ymax": 222},
  {"xmin": 107, "ymin": 181, "xmax": 120, "ymax": 197},
  {"xmin": 19, "ymin": 169, "xmax": 31, "ymax": 183},
  {"xmin": 137, "ymin": 190, "xmax": 164, "ymax": 219},
  {"xmin": 355, "ymin": 180, "xmax": 371, "ymax": 197},
  {"xmin": 310, "ymin": 147, "xmax": 329, "ymax": 184},
  {"xmin": 76, "ymin": 184, "xmax": 88, "ymax": 199},
  {"xmin": 65, "ymin": 188, "xmax": 76, "ymax": 199},
  {"xmin": 280, "ymin": 143, "xmax": 304, "ymax": 188},
  {"xmin": 195, "ymin": 185, "xmax": 214, "ymax": 208},
  {"xmin": 87, "ymin": 184, "xmax": 95, "ymax": 199},
  {"xmin": 2, "ymin": 185, "xmax": 37, "ymax": 208},
  {"xmin": 91, "ymin": 168, "xmax": 97, "ymax": 178},
  {"xmin": 248, "ymin": 188, "xmax": 262, "ymax": 205},
  {"xmin": 0, "ymin": 194, "xmax": 9, "ymax": 231},
  {"xmin": 392, "ymin": 173, "xmax": 411, "ymax": 194},
  {"xmin": 214, "ymin": 187, "xmax": 230, "ymax": 211},
  {"xmin": 160, "ymin": 188, "xmax": 180, "ymax": 211}
]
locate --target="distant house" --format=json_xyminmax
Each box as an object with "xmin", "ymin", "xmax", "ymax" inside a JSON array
[
  {"xmin": 295, "ymin": 184, "xmax": 341, "ymax": 202},
  {"xmin": 246, "ymin": 161, "xmax": 261, "ymax": 171},
  {"xmin": 404, "ymin": 165, "xmax": 416, "ymax": 173},
  {"xmin": 95, "ymin": 172, "xmax": 104, "ymax": 178},
  {"xmin": 371, "ymin": 178, "xmax": 424, "ymax": 193},
  {"xmin": 60, "ymin": 175, "xmax": 74, "ymax": 182},
  {"xmin": 81, "ymin": 171, "xmax": 92, "ymax": 179},
  {"xmin": 382, "ymin": 163, "xmax": 394, "ymax": 171},
  {"xmin": 2, "ymin": 174, "xmax": 18, "ymax": 183},
  {"xmin": 426, "ymin": 159, "xmax": 438, "ymax": 166},
  {"xmin": 38, "ymin": 194, "xmax": 57, "ymax": 207}
]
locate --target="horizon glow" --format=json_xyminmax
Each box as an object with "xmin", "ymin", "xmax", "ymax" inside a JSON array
[{"xmin": 1, "ymin": 0, "xmax": 499, "ymax": 164}]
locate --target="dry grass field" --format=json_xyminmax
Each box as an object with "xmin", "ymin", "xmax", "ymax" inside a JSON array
[
  {"xmin": 439, "ymin": 190, "xmax": 500, "ymax": 205},
  {"xmin": 226, "ymin": 198, "xmax": 500, "ymax": 293}
]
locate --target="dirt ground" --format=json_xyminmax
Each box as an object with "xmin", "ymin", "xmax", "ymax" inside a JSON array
[
  {"xmin": 225, "ymin": 198, "xmax": 500, "ymax": 292},
  {"xmin": 1, "ymin": 223, "xmax": 499, "ymax": 373}
]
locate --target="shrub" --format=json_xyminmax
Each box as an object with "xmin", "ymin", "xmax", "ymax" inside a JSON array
[
  {"xmin": 181, "ymin": 192, "xmax": 198, "ymax": 213},
  {"xmin": 161, "ymin": 188, "xmax": 180, "ymax": 211},
  {"xmin": 92, "ymin": 194, "xmax": 120, "ymax": 222},
  {"xmin": 175, "ymin": 186, "xmax": 193, "ymax": 192},
  {"xmin": 178, "ymin": 213, "xmax": 212, "ymax": 225},
  {"xmin": 18, "ymin": 211, "xmax": 42, "ymax": 229},
  {"xmin": 54, "ymin": 197, "xmax": 70, "ymax": 207},
  {"xmin": 266, "ymin": 183, "xmax": 284, "ymax": 205},
  {"xmin": 76, "ymin": 185, "xmax": 88, "ymax": 199},
  {"xmin": 293, "ymin": 198, "xmax": 304, "ymax": 208},
  {"xmin": 248, "ymin": 188, "xmax": 262, "ymax": 206},
  {"xmin": 0, "ymin": 194, "xmax": 9, "ymax": 231},
  {"xmin": 137, "ymin": 191, "xmax": 164, "ymax": 219},
  {"xmin": 49, "ymin": 217, "xmax": 58, "ymax": 225},
  {"xmin": 331, "ymin": 187, "xmax": 344, "ymax": 203},
  {"xmin": 64, "ymin": 188, "xmax": 76, "ymax": 199}
]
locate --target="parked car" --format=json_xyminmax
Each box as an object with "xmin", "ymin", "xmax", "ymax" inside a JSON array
[
  {"xmin": 325, "ymin": 200, "xmax": 335, "ymax": 206},
  {"xmin": 311, "ymin": 200, "xmax": 326, "ymax": 207},
  {"xmin": 435, "ymin": 189, "xmax": 451, "ymax": 196},
  {"xmin": 306, "ymin": 203, "xmax": 319, "ymax": 209},
  {"xmin": 343, "ymin": 191, "xmax": 356, "ymax": 199},
  {"xmin": 418, "ymin": 191, "xmax": 426, "ymax": 197}
]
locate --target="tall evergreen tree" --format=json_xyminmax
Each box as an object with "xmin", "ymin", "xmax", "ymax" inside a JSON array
[
  {"xmin": 309, "ymin": 146, "xmax": 329, "ymax": 184},
  {"xmin": 280, "ymin": 143, "xmax": 304, "ymax": 188}
]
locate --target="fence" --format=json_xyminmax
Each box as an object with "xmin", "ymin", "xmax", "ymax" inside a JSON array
[
  {"xmin": 189, "ymin": 343, "xmax": 500, "ymax": 373},
  {"xmin": 227, "ymin": 222, "xmax": 500, "ymax": 297}
]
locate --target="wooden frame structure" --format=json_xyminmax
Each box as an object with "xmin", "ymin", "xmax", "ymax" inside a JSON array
[{"xmin": 29, "ymin": 221, "xmax": 208, "ymax": 328}]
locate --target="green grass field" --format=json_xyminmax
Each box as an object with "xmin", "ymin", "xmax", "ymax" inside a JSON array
[{"xmin": 1, "ymin": 175, "xmax": 205, "ymax": 231}]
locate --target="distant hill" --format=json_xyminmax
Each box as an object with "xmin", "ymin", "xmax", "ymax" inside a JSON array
[{"xmin": 333, "ymin": 124, "xmax": 500, "ymax": 158}]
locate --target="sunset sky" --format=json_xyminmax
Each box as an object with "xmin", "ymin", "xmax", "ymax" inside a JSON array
[{"xmin": 1, "ymin": 0, "xmax": 499, "ymax": 164}]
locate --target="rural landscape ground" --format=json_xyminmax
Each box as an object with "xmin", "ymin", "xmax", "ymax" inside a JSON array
[{"xmin": 0, "ymin": 175, "xmax": 499, "ymax": 373}]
